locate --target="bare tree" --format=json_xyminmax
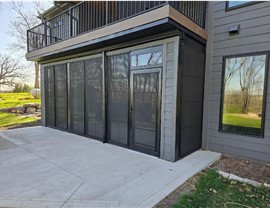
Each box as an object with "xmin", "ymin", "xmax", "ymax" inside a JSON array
[
  {"xmin": 8, "ymin": 1, "xmax": 52, "ymax": 88},
  {"xmin": 224, "ymin": 57, "xmax": 245, "ymax": 86},
  {"xmin": 238, "ymin": 56, "xmax": 265, "ymax": 114},
  {"xmin": 0, "ymin": 54, "xmax": 26, "ymax": 89}
]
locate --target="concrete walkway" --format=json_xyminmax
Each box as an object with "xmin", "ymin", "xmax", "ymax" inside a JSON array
[{"xmin": 0, "ymin": 127, "xmax": 220, "ymax": 208}]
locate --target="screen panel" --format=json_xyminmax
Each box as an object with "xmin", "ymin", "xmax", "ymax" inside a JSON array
[
  {"xmin": 132, "ymin": 72, "xmax": 159, "ymax": 153},
  {"xmin": 70, "ymin": 61, "xmax": 85, "ymax": 134},
  {"xmin": 107, "ymin": 53, "xmax": 129, "ymax": 145},
  {"xmin": 44, "ymin": 65, "xmax": 55, "ymax": 127},
  {"xmin": 85, "ymin": 57, "xmax": 103, "ymax": 139},
  {"xmin": 54, "ymin": 63, "xmax": 68, "ymax": 130}
]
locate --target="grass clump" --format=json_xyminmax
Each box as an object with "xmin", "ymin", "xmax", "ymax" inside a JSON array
[
  {"xmin": 174, "ymin": 169, "xmax": 270, "ymax": 208},
  {"xmin": 0, "ymin": 112, "xmax": 38, "ymax": 127},
  {"xmin": 223, "ymin": 114, "xmax": 261, "ymax": 129},
  {"xmin": 0, "ymin": 93, "xmax": 40, "ymax": 109}
]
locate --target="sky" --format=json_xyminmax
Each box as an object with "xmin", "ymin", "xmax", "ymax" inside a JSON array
[
  {"xmin": 225, "ymin": 55, "xmax": 266, "ymax": 95},
  {"xmin": 0, "ymin": 1, "xmax": 52, "ymax": 88}
]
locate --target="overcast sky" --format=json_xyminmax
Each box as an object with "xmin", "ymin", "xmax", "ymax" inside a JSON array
[{"xmin": 0, "ymin": 1, "xmax": 52, "ymax": 87}]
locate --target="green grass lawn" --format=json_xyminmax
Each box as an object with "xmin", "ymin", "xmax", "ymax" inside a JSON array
[
  {"xmin": 174, "ymin": 169, "xmax": 270, "ymax": 208},
  {"xmin": 0, "ymin": 112, "xmax": 39, "ymax": 127},
  {"xmin": 0, "ymin": 93, "xmax": 41, "ymax": 128},
  {"xmin": 223, "ymin": 114, "xmax": 261, "ymax": 129},
  {"xmin": 0, "ymin": 92, "xmax": 40, "ymax": 109}
]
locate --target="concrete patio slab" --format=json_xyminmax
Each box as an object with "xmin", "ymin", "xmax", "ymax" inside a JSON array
[{"xmin": 0, "ymin": 127, "xmax": 221, "ymax": 208}]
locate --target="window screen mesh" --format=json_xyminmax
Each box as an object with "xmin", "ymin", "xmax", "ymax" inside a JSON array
[
  {"xmin": 133, "ymin": 72, "xmax": 159, "ymax": 151},
  {"xmin": 107, "ymin": 54, "xmax": 129, "ymax": 145},
  {"xmin": 70, "ymin": 61, "xmax": 85, "ymax": 134},
  {"xmin": 54, "ymin": 64, "xmax": 68, "ymax": 129},
  {"xmin": 85, "ymin": 57, "xmax": 104, "ymax": 139},
  {"xmin": 44, "ymin": 66, "xmax": 55, "ymax": 127}
]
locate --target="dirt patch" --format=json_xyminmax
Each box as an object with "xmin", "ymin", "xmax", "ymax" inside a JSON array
[
  {"xmin": 155, "ymin": 173, "xmax": 202, "ymax": 208},
  {"xmin": 0, "ymin": 120, "xmax": 41, "ymax": 131},
  {"xmin": 211, "ymin": 155, "xmax": 270, "ymax": 184}
]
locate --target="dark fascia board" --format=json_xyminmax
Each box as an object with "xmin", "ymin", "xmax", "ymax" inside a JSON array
[
  {"xmin": 167, "ymin": 19, "xmax": 207, "ymax": 45},
  {"xmin": 225, "ymin": 1, "xmax": 263, "ymax": 12}
]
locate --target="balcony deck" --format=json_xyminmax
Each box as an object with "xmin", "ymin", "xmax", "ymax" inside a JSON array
[{"xmin": 26, "ymin": 1, "xmax": 207, "ymax": 62}]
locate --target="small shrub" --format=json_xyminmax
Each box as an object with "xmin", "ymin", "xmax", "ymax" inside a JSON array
[{"xmin": 13, "ymin": 84, "xmax": 33, "ymax": 93}]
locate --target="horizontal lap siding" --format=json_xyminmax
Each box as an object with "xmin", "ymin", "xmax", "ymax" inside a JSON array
[
  {"xmin": 161, "ymin": 40, "xmax": 178, "ymax": 161},
  {"xmin": 205, "ymin": 1, "xmax": 270, "ymax": 162}
]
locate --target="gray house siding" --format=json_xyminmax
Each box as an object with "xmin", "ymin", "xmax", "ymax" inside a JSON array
[
  {"xmin": 203, "ymin": 1, "xmax": 270, "ymax": 162},
  {"xmin": 161, "ymin": 40, "xmax": 179, "ymax": 161}
]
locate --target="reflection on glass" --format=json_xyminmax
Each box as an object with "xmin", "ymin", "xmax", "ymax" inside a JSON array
[
  {"xmin": 221, "ymin": 55, "xmax": 266, "ymax": 136},
  {"xmin": 228, "ymin": 1, "xmax": 250, "ymax": 8},
  {"xmin": 131, "ymin": 46, "xmax": 162, "ymax": 68}
]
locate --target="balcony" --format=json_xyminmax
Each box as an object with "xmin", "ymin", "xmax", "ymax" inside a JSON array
[{"xmin": 26, "ymin": 1, "xmax": 207, "ymax": 60}]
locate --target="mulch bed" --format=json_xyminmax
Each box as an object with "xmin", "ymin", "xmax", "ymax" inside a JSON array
[
  {"xmin": 0, "ymin": 120, "xmax": 41, "ymax": 131},
  {"xmin": 155, "ymin": 154, "xmax": 270, "ymax": 207},
  {"xmin": 211, "ymin": 155, "xmax": 270, "ymax": 184}
]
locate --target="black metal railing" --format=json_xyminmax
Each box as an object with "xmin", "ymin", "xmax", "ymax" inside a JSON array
[{"xmin": 27, "ymin": 1, "xmax": 207, "ymax": 52}]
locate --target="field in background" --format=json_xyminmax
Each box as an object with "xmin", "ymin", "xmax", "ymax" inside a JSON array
[
  {"xmin": 0, "ymin": 93, "xmax": 41, "ymax": 128},
  {"xmin": 0, "ymin": 93, "xmax": 40, "ymax": 108},
  {"xmin": 223, "ymin": 113, "xmax": 261, "ymax": 129}
]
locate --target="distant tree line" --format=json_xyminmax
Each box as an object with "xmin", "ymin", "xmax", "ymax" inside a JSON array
[{"xmin": 12, "ymin": 83, "xmax": 32, "ymax": 93}]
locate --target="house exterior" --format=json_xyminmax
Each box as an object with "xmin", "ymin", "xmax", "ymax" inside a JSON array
[
  {"xmin": 203, "ymin": 1, "xmax": 270, "ymax": 162},
  {"xmin": 25, "ymin": 1, "xmax": 270, "ymax": 162}
]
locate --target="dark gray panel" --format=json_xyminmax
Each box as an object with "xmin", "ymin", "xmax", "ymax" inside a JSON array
[
  {"xmin": 54, "ymin": 64, "xmax": 68, "ymax": 130},
  {"xmin": 44, "ymin": 66, "xmax": 55, "ymax": 127},
  {"xmin": 178, "ymin": 35, "xmax": 205, "ymax": 158},
  {"xmin": 70, "ymin": 61, "xmax": 85, "ymax": 134},
  {"xmin": 107, "ymin": 54, "xmax": 129, "ymax": 145},
  {"xmin": 85, "ymin": 57, "xmax": 103, "ymax": 139}
]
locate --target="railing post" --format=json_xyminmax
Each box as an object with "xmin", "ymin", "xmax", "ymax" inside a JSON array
[
  {"xmin": 106, "ymin": 1, "xmax": 109, "ymax": 25},
  {"xmin": 36, "ymin": 33, "xmax": 38, "ymax": 49},
  {"xmin": 27, "ymin": 30, "xmax": 29, "ymax": 52},
  {"xmin": 44, "ymin": 22, "xmax": 47, "ymax": 46},
  {"xmin": 202, "ymin": 2, "xmax": 207, "ymax": 29},
  {"xmin": 69, "ymin": 7, "xmax": 73, "ymax": 37}
]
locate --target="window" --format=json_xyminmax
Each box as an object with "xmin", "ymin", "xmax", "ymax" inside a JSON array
[
  {"xmin": 131, "ymin": 46, "xmax": 163, "ymax": 69},
  {"xmin": 226, "ymin": 1, "xmax": 257, "ymax": 10},
  {"xmin": 220, "ymin": 53, "xmax": 268, "ymax": 136}
]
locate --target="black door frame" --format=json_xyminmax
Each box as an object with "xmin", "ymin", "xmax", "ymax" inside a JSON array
[{"xmin": 129, "ymin": 68, "xmax": 162, "ymax": 157}]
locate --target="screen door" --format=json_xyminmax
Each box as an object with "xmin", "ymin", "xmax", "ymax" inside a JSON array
[{"xmin": 130, "ymin": 68, "xmax": 161, "ymax": 156}]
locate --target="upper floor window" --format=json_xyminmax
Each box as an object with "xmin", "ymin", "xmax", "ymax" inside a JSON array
[
  {"xmin": 220, "ymin": 53, "xmax": 268, "ymax": 137},
  {"xmin": 226, "ymin": 1, "xmax": 256, "ymax": 10}
]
